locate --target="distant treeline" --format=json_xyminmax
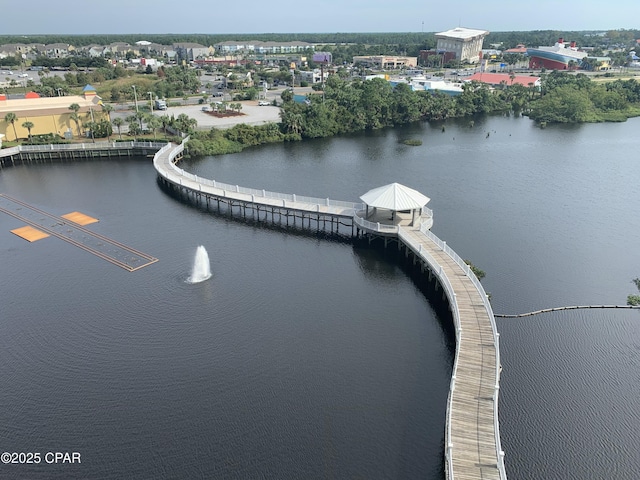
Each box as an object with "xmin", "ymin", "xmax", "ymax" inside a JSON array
[
  {"xmin": 186, "ymin": 72, "xmax": 640, "ymax": 157},
  {"xmin": 1, "ymin": 29, "xmax": 639, "ymax": 50}
]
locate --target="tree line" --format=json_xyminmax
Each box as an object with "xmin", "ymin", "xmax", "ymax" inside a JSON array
[
  {"xmin": 2, "ymin": 29, "xmax": 638, "ymax": 52},
  {"xmin": 184, "ymin": 72, "xmax": 640, "ymax": 157}
]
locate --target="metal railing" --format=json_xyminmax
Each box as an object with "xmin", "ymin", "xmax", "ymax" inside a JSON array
[
  {"xmin": 352, "ymin": 210, "xmax": 400, "ymax": 233},
  {"xmin": 417, "ymin": 224, "xmax": 507, "ymax": 480},
  {"xmin": 1, "ymin": 141, "xmax": 167, "ymax": 158},
  {"xmin": 397, "ymin": 226, "xmax": 461, "ymax": 479},
  {"xmin": 156, "ymin": 141, "xmax": 364, "ymax": 215},
  {"xmin": 153, "ymin": 138, "xmax": 505, "ymax": 479}
]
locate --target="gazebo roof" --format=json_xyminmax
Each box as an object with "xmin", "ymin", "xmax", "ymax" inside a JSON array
[{"xmin": 360, "ymin": 183, "xmax": 430, "ymax": 211}]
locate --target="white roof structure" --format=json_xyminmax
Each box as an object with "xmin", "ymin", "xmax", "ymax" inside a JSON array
[
  {"xmin": 435, "ymin": 27, "xmax": 489, "ymax": 40},
  {"xmin": 360, "ymin": 183, "xmax": 430, "ymax": 211}
]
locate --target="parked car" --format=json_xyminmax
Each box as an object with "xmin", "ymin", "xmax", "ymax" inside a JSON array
[{"xmin": 258, "ymin": 101, "xmax": 270, "ymax": 106}]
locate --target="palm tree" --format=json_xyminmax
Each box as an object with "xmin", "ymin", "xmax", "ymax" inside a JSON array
[
  {"xmin": 128, "ymin": 121, "xmax": 142, "ymax": 140},
  {"xmin": 70, "ymin": 112, "xmax": 82, "ymax": 137},
  {"xmin": 21, "ymin": 120, "xmax": 34, "ymax": 141},
  {"xmin": 101, "ymin": 103, "xmax": 113, "ymax": 123},
  {"xmin": 112, "ymin": 117, "xmax": 124, "ymax": 140},
  {"xmin": 4, "ymin": 112, "xmax": 18, "ymax": 141},
  {"xmin": 134, "ymin": 110, "xmax": 145, "ymax": 130},
  {"xmin": 159, "ymin": 115, "xmax": 170, "ymax": 134},
  {"xmin": 146, "ymin": 115, "xmax": 161, "ymax": 140},
  {"xmin": 69, "ymin": 103, "xmax": 82, "ymax": 137}
]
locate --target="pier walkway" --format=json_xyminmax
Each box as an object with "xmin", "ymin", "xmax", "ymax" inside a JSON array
[
  {"xmin": 153, "ymin": 141, "xmax": 507, "ymax": 480},
  {"xmin": 0, "ymin": 140, "xmax": 506, "ymax": 478}
]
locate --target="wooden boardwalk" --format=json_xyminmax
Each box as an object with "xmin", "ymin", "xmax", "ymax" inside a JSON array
[
  {"xmin": 153, "ymin": 140, "xmax": 506, "ymax": 480},
  {"xmin": 400, "ymin": 227, "xmax": 505, "ymax": 480},
  {"xmin": 0, "ymin": 139, "xmax": 506, "ymax": 478},
  {"xmin": 0, "ymin": 141, "xmax": 507, "ymax": 478}
]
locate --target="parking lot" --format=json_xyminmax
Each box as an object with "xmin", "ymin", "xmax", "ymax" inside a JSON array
[
  {"xmin": 162, "ymin": 101, "xmax": 281, "ymax": 129},
  {"xmin": 109, "ymin": 99, "xmax": 282, "ymax": 132}
]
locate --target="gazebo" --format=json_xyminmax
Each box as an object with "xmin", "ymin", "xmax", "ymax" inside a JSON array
[{"xmin": 359, "ymin": 183, "xmax": 430, "ymax": 227}]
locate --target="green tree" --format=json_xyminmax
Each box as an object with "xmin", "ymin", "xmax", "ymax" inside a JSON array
[
  {"xmin": 128, "ymin": 121, "xmax": 142, "ymax": 140},
  {"xmin": 101, "ymin": 103, "xmax": 113, "ymax": 123},
  {"xmin": 21, "ymin": 120, "xmax": 34, "ymax": 141},
  {"xmin": 146, "ymin": 115, "xmax": 161, "ymax": 140},
  {"xmin": 70, "ymin": 112, "xmax": 82, "ymax": 137},
  {"xmin": 112, "ymin": 117, "xmax": 124, "ymax": 140},
  {"xmin": 628, "ymin": 278, "xmax": 640, "ymax": 306},
  {"xmin": 4, "ymin": 112, "xmax": 18, "ymax": 141},
  {"xmin": 68, "ymin": 103, "xmax": 82, "ymax": 136},
  {"xmin": 175, "ymin": 113, "xmax": 197, "ymax": 134}
]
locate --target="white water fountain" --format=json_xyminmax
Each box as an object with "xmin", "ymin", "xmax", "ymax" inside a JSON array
[{"xmin": 187, "ymin": 245, "xmax": 211, "ymax": 283}]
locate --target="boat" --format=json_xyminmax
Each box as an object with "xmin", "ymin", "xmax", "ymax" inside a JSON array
[{"xmin": 526, "ymin": 38, "xmax": 587, "ymax": 70}]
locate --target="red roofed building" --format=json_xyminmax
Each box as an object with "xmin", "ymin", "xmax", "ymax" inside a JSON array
[
  {"xmin": 465, "ymin": 72, "xmax": 541, "ymax": 88},
  {"xmin": 504, "ymin": 44, "xmax": 527, "ymax": 54}
]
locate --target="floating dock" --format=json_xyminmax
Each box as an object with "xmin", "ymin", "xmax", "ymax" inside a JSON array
[{"xmin": 0, "ymin": 194, "xmax": 157, "ymax": 271}]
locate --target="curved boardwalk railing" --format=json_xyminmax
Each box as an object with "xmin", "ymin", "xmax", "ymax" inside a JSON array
[
  {"xmin": 415, "ymin": 225, "xmax": 506, "ymax": 480},
  {"xmin": 154, "ymin": 139, "xmax": 365, "ymax": 217},
  {"xmin": 0, "ymin": 141, "xmax": 167, "ymax": 158},
  {"xmin": 1, "ymin": 140, "xmax": 507, "ymax": 479},
  {"xmin": 152, "ymin": 141, "xmax": 506, "ymax": 480}
]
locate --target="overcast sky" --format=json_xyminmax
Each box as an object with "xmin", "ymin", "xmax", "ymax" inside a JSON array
[{"xmin": 3, "ymin": 0, "xmax": 639, "ymax": 35}]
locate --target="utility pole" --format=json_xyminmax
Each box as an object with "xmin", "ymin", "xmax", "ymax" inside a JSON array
[
  {"xmin": 89, "ymin": 107, "xmax": 95, "ymax": 143},
  {"xmin": 148, "ymin": 91, "xmax": 153, "ymax": 112},
  {"xmin": 132, "ymin": 85, "xmax": 138, "ymax": 112}
]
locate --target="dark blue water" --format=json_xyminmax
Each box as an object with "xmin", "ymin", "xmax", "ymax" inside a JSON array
[{"xmin": 1, "ymin": 114, "xmax": 640, "ymax": 479}]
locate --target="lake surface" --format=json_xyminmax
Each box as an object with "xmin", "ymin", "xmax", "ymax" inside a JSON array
[{"xmin": 1, "ymin": 114, "xmax": 639, "ymax": 479}]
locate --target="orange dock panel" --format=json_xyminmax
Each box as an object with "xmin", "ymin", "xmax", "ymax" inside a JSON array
[
  {"xmin": 61, "ymin": 211, "xmax": 99, "ymax": 225},
  {"xmin": 11, "ymin": 225, "xmax": 50, "ymax": 242}
]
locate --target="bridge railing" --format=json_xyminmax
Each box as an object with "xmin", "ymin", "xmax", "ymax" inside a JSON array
[
  {"xmin": 397, "ymin": 227, "xmax": 461, "ymax": 479},
  {"xmin": 2, "ymin": 141, "xmax": 167, "ymax": 158},
  {"xmin": 160, "ymin": 143, "xmax": 364, "ymax": 213},
  {"xmin": 0, "ymin": 146, "xmax": 21, "ymax": 158},
  {"xmin": 353, "ymin": 210, "xmax": 400, "ymax": 233},
  {"xmin": 418, "ymin": 225, "xmax": 507, "ymax": 480}
]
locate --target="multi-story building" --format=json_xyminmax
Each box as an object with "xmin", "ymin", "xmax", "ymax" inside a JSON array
[
  {"xmin": 43, "ymin": 43, "xmax": 75, "ymax": 58},
  {"xmin": 352, "ymin": 55, "xmax": 418, "ymax": 69},
  {"xmin": 214, "ymin": 41, "xmax": 315, "ymax": 55},
  {"xmin": 435, "ymin": 27, "xmax": 489, "ymax": 64},
  {"xmin": 174, "ymin": 43, "xmax": 212, "ymax": 61}
]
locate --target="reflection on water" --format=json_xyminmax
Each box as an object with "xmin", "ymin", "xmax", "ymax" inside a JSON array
[{"xmin": 1, "ymin": 115, "xmax": 639, "ymax": 479}]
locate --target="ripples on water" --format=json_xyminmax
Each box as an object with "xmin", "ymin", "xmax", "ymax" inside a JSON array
[{"xmin": 1, "ymin": 116, "xmax": 640, "ymax": 479}]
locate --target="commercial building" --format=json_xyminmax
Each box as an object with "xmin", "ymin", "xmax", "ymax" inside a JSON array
[
  {"xmin": 352, "ymin": 55, "xmax": 417, "ymax": 69},
  {"xmin": 465, "ymin": 72, "xmax": 541, "ymax": 88},
  {"xmin": 0, "ymin": 85, "xmax": 106, "ymax": 141},
  {"xmin": 435, "ymin": 27, "xmax": 489, "ymax": 64}
]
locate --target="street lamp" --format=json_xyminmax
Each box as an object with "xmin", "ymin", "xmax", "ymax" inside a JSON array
[
  {"xmin": 89, "ymin": 107, "xmax": 95, "ymax": 143},
  {"xmin": 132, "ymin": 85, "xmax": 138, "ymax": 112}
]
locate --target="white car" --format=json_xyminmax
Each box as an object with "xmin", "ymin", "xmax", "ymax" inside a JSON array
[{"xmin": 258, "ymin": 101, "xmax": 270, "ymax": 106}]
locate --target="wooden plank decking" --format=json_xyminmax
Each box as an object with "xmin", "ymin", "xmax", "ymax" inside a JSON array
[
  {"xmin": 154, "ymin": 141, "xmax": 506, "ymax": 479},
  {"xmin": 400, "ymin": 228, "xmax": 503, "ymax": 480}
]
